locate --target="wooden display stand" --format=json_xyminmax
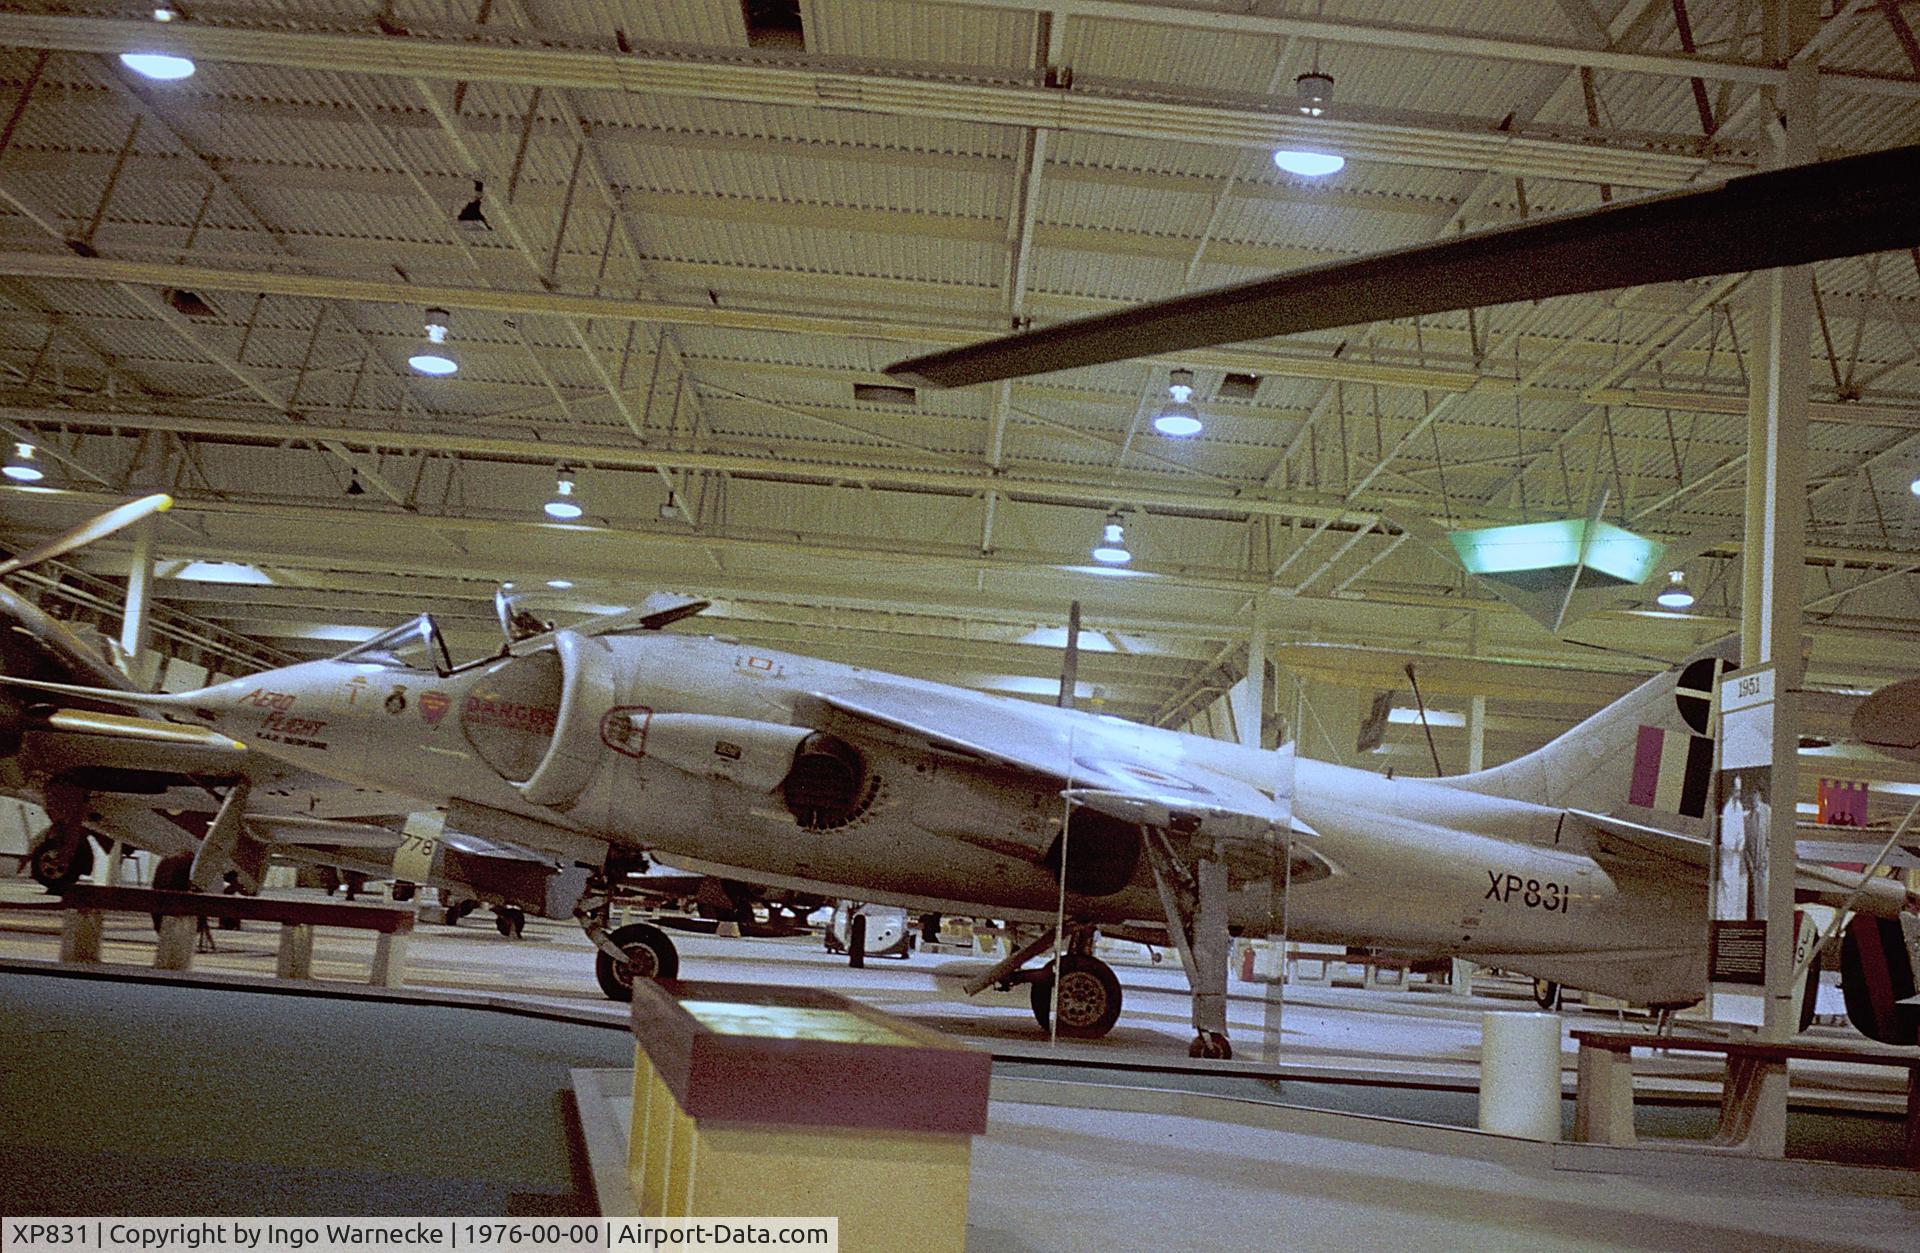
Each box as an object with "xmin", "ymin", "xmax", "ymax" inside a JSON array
[
  {"xmin": 628, "ymin": 979, "xmax": 989, "ymax": 1251},
  {"xmin": 1570, "ymin": 1028, "xmax": 1920, "ymax": 1168},
  {"xmin": 60, "ymin": 884, "xmax": 414, "ymax": 986}
]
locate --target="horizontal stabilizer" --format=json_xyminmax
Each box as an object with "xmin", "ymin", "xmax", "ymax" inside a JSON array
[
  {"xmin": 1571, "ymin": 808, "xmax": 1914, "ymax": 917},
  {"xmin": 1566, "ymin": 807, "xmax": 1709, "ymax": 870}
]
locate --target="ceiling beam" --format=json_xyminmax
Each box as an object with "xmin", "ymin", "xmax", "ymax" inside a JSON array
[
  {"xmin": 0, "ymin": 249, "xmax": 1491, "ymax": 393},
  {"xmin": 936, "ymin": 0, "xmax": 1917, "ymax": 96},
  {"xmin": 0, "ymin": 14, "xmax": 1793, "ymax": 187}
]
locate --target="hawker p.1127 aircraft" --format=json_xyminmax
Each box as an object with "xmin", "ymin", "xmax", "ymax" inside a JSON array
[{"xmin": 9, "ymin": 598, "xmax": 1912, "ymax": 1057}]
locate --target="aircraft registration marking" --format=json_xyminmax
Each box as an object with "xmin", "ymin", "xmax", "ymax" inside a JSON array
[{"xmin": 1484, "ymin": 870, "xmax": 1570, "ymax": 913}]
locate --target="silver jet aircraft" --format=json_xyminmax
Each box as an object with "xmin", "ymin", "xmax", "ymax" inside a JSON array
[{"xmin": 13, "ymin": 603, "xmax": 1911, "ymax": 1057}]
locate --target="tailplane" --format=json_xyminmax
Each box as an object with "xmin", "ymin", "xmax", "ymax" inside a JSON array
[{"xmin": 1445, "ymin": 639, "xmax": 1737, "ymax": 840}]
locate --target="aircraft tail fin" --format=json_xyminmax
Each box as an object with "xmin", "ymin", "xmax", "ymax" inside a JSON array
[{"xmin": 1445, "ymin": 638, "xmax": 1737, "ymax": 839}]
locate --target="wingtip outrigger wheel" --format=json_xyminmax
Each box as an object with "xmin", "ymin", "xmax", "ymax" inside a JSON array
[
  {"xmin": 27, "ymin": 825, "xmax": 92, "ymax": 892},
  {"xmin": 1143, "ymin": 828, "xmax": 1235, "ymax": 1060},
  {"xmin": 1189, "ymin": 1030, "xmax": 1232, "ymax": 1060}
]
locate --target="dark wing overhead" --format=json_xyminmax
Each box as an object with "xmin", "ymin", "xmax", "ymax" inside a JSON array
[{"xmin": 887, "ymin": 144, "xmax": 1920, "ymax": 388}]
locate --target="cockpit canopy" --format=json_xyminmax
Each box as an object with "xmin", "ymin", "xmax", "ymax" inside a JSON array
[
  {"xmin": 332, "ymin": 614, "xmax": 456, "ymax": 675},
  {"xmin": 328, "ymin": 591, "xmax": 712, "ymax": 676}
]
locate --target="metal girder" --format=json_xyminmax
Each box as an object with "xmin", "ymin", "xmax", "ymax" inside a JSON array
[
  {"xmin": 1588, "ymin": 386, "xmax": 1920, "ymax": 430},
  {"xmin": 0, "ymin": 403, "xmax": 1382, "ymax": 526},
  {"xmin": 12, "ymin": 7, "xmax": 1913, "ymax": 101},
  {"xmin": 941, "ymin": 0, "xmax": 1917, "ymax": 95},
  {"xmin": 21, "ymin": 415, "xmax": 1920, "ymax": 578},
  {"xmin": 0, "ymin": 13, "xmax": 1796, "ymax": 188},
  {"xmin": 0, "ymin": 250, "xmax": 1491, "ymax": 394}
]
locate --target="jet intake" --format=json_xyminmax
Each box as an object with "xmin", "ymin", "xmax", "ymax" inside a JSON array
[{"xmin": 464, "ymin": 631, "xmax": 617, "ymax": 807}]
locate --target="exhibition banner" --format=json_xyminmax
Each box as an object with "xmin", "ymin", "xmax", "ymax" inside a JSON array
[
  {"xmin": 1712, "ymin": 667, "xmax": 1774, "ymax": 1002},
  {"xmin": 1, "ymin": 1220, "xmax": 837, "ymax": 1253}
]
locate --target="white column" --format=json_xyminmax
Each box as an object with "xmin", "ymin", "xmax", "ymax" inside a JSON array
[
  {"xmin": 1466, "ymin": 695, "xmax": 1487, "ymax": 774},
  {"xmin": 1230, "ymin": 616, "xmax": 1267, "ymax": 750},
  {"xmin": 1741, "ymin": 10, "xmax": 1816, "ymax": 1061}
]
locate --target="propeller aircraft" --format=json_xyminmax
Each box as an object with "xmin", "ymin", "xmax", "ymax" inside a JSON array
[{"xmin": 0, "ymin": 500, "xmax": 588, "ymax": 935}]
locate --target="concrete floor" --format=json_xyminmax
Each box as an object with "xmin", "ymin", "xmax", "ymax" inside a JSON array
[
  {"xmin": 963, "ymin": 1098, "xmax": 1919, "ymax": 1253},
  {"xmin": 0, "ymin": 879, "xmax": 1905, "ymax": 1113},
  {"xmin": 5, "ymin": 873, "xmax": 1917, "ymax": 1247}
]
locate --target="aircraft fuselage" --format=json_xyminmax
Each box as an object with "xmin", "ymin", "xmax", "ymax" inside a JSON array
[{"xmin": 175, "ymin": 627, "xmax": 1706, "ymax": 1003}]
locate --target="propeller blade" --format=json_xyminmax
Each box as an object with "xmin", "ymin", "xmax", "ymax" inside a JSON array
[
  {"xmin": 0, "ymin": 493, "xmax": 173, "ymax": 579},
  {"xmin": 887, "ymin": 144, "xmax": 1920, "ymax": 388}
]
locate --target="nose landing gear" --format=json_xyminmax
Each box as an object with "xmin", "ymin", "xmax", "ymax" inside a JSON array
[{"xmin": 575, "ymin": 863, "xmax": 681, "ymax": 1001}]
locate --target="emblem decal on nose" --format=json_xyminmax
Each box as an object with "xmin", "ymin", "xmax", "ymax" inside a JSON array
[
  {"xmin": 385, "ymin": 686, "xmax": 408, "ymax": 715},
  {"xmin": 419, "ymin": 690, "xmax": 451, "ymax": 726}
]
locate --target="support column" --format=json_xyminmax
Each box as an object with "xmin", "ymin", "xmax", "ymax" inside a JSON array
[
  {"xmin": 118, "ymin": 515, "xmax": 156, "ymax": 688},
  {"xmin": 1229, "ymin": 616, "xmax": 1267, "ymax": 750},
  {"xmin": 1741, "ymin": 4, "xmax": 1817, "ymax": 1069},
  {"xmin": 1466, "ymin": 695, "xmax": 1488, "ymax": 775}
]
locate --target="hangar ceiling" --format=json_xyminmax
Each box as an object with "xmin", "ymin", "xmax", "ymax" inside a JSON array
[{"xmin": 1, "ymin": 0, "xmax": 1918, "ymax": 775}]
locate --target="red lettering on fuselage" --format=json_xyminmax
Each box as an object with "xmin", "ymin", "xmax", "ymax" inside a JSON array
[{"xmin": 461, "ymin": 695, "xmax": 558, "ymax": 735}]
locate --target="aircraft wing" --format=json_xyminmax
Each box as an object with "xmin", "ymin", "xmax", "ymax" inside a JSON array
[
  {"xmin": 797, "ymin": 687, "xmax": 1289, "ymax": 842},
  {"xmin": 245, "ymin": 814, "xmax": 403, "ymax": 850},
  {"xmin": 19, "ymin": 709, "xmax": 250, "ymax": 776}
]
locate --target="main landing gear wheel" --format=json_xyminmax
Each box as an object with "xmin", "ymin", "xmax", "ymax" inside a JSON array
[
  {"xmin": 1189, "ymin": 1030, "xmax": 1232, "ymax": 1060},
  {"xmin": 28, "ymin": 829, "xmax": 92, "ymax": 892},
  {"xmin": 1029, "ymin": 953, "xmax": 1123, "ymax": 1039},
  {"xmin": 443, "ymin": 898, "xmax": 478, "ymax": 927},
  {"xmin": 494, "ymin": 906, "xmax": 527, "ymax": 939},
  {"xmin": 594, "ymin": 921, "xmax": 681, "ymax": 1001},
  {"xmin": 1533, "ymin": 979, "xmax": 1563, "ymax": 1011}
]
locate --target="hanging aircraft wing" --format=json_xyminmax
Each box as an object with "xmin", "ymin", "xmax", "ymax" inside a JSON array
[
  {"xmin": 796, "ymin": 687, "xmax": 1290, "ymax": 843},
  {"xmin": 888, "ymin": 144, "xmax": 1920, "ymax": 387}
]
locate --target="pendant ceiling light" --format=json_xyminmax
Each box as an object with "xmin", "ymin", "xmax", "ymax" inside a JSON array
[
  {"xmin": 1091, "ymin": 512, "xmax": 1131, "ymax": 565},
  {"xmin": 408, "ymin": 307, "xmax": 458, "ymax": 376},
  {"xmin": 120, "ymin": 8, "xmax": 196, "ymax": 80},
  {"xmin": 1153, "ymin": 369, "xmax": 1203, "ymax": 437},
  {"xmin": 4, "ymin": 442, "xmax": 44, "ymax": 483},
  {"xmin": 1655, "ymin": 569, "xmax": 1695, "ymax": 609},
  {"xmin": 544, "ymin": 467, "xmax": 583, "ymax": 520}
]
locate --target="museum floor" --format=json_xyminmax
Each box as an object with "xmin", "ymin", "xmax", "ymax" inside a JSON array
[{"xmin": 1, "ymin": 884, "xmax": 1916, "ymax": 1248}]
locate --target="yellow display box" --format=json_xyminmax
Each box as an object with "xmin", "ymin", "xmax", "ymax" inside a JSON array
[{"xmin": 627, "ymin": 979, "xmax": 989, "ymax": 1251}]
